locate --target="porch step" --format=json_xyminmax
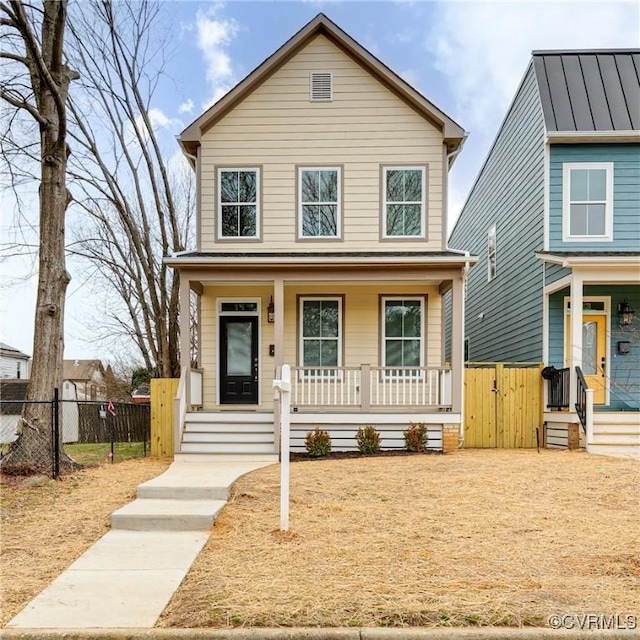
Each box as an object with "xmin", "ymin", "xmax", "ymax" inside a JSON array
[
  {"xmin": 182, "ymin": 431, "xmax": 272, "ymax": 444},
  {"xmin": 111, "ymin": 498, "xmax": 226, "ymax": 531},
  {"xmin": 184, "ymin": 422, "xmax": 273, "ymax": 434},
  {"xmin": 174, "ymin": 453, "xmax": 279, "ymax": 463},
  {"xmin": 590, "ymin": 432, "xmax": 640, "ymax": 445},
  {"xmin": 180, "ymin": 441, "xmax": 275, "ymax": 454},
  {"xmin": 586, "ymin": 443, "xmax": 640, "ymax": 460},
  {"xmin": 185, "ymin": 412, "xmax": 272, "ymax": 424}
]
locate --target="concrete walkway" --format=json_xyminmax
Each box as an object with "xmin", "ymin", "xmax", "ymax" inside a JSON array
[{"xmin": 7, "ymin": 459, "xmax": 275, "ymax": 629}]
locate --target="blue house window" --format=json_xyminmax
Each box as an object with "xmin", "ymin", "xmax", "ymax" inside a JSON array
[{"xmin": 562, "ymin": 163, "xmax": 613, "ymax": 242}]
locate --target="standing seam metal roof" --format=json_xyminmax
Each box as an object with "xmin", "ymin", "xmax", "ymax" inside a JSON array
[{"xmin": 532, "ymin": 50, "xmax": 640, "ymax": 132}]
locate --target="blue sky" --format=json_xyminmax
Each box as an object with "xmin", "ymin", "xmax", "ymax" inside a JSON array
[{"xmin": 1, "ymin": 0, "xmax": 638, "ymax": 363}]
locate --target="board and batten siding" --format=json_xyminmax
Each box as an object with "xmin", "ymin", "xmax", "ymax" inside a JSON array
[
  {"xmin": 447, "ymin": 64, "xmax": 546, "ymax": 362},
  {"xmin": 199, "ymin": 282, "xmax": 443, "ymax": 411},
  {"xmin": 199, "ymin": 34, "xmax": 446, "ymax": 252},
  {"xmin": 548, "ymin": 143, "xmax": 640, "ymax": 251}
]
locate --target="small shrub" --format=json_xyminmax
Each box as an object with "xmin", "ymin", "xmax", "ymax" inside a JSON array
[
  {"xmin": 403, "ymin": 422, "xmax": 428, "ymax": 452},
  {"xmin": 356, "ymin": 425, "xmax": 381, "ymax": 454},
  {"xmin": 305, "ymin": 428, "xmax": 332, "ymax": 457}
]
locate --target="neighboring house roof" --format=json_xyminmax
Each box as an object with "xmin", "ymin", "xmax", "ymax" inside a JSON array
[
  {"xmin": 63, "ymin": 359, "xmax": 105, "ymax": 382},
  {"xmin": 132, "ymin": 383, "xmax": 150, "ymax": 398},
  {"xmin": 180, "ymin": 13, "xmax": 466, "ymax": 157},
  {"xmin": 0, "ymin": 343, "xmax": 30, "ymax": 361},
  {"xmin": 532, "ymin": 49, "xmax": 640, "ymax": 133},
  {"xmin": 0, "ymin": 380, "xmax": 29, "ymax": 415}
]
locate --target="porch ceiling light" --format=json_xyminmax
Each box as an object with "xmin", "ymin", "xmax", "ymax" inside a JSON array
[
  {"xmin": 617, "ymin": 299, "xmax": 635, "ymax": 326},
  {"xmin": 267, "ymin": 296, "xmax": 275, "ymax": 323}
]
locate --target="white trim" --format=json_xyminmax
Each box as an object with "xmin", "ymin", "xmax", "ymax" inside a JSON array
[
  {"xmin": 543, "ymin": 141, "xmax": 550, "ymax": 250},
  {"xmin": 563, "ymin": 295, "xmax": 611, "ymax": 406},
  {"xmin": 487, "ymin": 224, "xmax": 497, "ymax": 282},
  {"xmin": 544, "ymin": 274, "xmax": 572, "ymax": 295},
  {"xmin": 297, "ymin": 166, "xmax": 342, "ymax": 239},
  {"xmin": 216, "ymin": 167, "xmax": 261, "ymax": 239},
  {"xmin": 216, "ymin": 297, "xmax": 262, "ymax": 406},
  {"xmin": 298, "ymin": 296, "xmax": 343, "ymax": 376},
  {"xmin": 547, "ymin": 130, "xmax": 640, "ymax": 143},
  {"xmin": 289, "ymin": 413, "xmax": 462, "ymax": 425},
  {"xmin": 380, "ymin": 296, "xmax": 425, "ymax": 373},
  {"xmin": 562, "ymin": 162, "xmax": 613, "ymax": 242},
  {"xmin": 542, "ymin": 262, "xmax": 549, "ymax": 364},
  {"xmin": 382, "ymin": 166, "xmax": 426, "ymax": 239}
]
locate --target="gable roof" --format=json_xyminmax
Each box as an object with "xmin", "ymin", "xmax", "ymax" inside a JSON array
[
  {"xmin": 63, "ymin": 360, "xmax": 105, "ymax": 382},
  {"xmin": 532, "ymin": 49, "xmax": 640, "ymax": 133},
  {"xmin": 0, "ymin": 343, "xmax": 30, "ymax": 360},
  {"xmin": 180, "ymin": 13, "xmax": 466, "ymax": 156}
]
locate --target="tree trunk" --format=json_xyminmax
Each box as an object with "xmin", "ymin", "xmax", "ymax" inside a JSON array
[{"xmin": 1, "ymin": 0, "xmax": 76, "ymax": 474}]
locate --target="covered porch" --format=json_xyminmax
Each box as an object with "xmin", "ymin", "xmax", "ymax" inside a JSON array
[{"xmin": 166, "ymin": 252, "xmax": 473, "ymax": 455}]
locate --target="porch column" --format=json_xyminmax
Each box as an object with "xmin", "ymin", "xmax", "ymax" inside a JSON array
[
  {"xmin": 179, "ymin": 273, "xmax": 191, "ymax": 404},
  {"xmin": 569, "ymin": 272, "xmax": 584, "ymax": 406},
  {"xmin": 451, "ymin": 275, "xmax": 465, "ymax": 433},
  {"xmin": 273, "ymin": 278, "xmax": 284, "ymax": 454}
]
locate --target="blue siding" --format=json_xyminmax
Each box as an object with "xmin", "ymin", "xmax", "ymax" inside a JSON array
[
  {"xmin": 549, "ymin": 144, "xmax": 640, "ymax": 251},
  {"xmin": 449, "ymin": 64, "xmax": 546, "ymax": 362},
  {"xmin": 545, "ymin": 263, "xmax": 571, "ymax": 286},
  {"xmin": 548, "ymin": 285, "xmax": 640, "ymax": 409}
]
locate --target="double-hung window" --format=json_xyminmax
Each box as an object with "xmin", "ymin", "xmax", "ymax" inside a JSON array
[
  {"xmin": 299, "ymin": 167, "xmax": 341, "ymax": 238},
  {"xmin": 562, "ymin": 163, "xmax": 613, "ymax": 241},
  {"xmin": 218, "ymin": 168, "xmax": 260, "ymax": 238},
  {"xmin": 383, "ymin": 166, "xmax": 426, "ymax": 238},
  {"xmin": 382, "ymin": 298, "xmax": 423, "ymax": 376},
  {"xmin": 299, "ymin": 297, "xmax": 342, "ymax": 376}
]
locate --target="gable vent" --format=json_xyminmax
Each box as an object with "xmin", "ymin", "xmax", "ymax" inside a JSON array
[{"xmin": 310, "ymin": 72, "xmax": 332, "ymax": 102}]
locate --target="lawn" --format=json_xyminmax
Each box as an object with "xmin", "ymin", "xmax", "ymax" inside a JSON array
[
  {"xmin": 158, "ymin": 449, "xmax": 640, "ymax": 629},
  {"xmin": 65, "ymin": 441, "xmax": 148, "ymax": 465},
  {"xmin": 0, "ymin": 456, "xmax": 171, "ymax": 626}
]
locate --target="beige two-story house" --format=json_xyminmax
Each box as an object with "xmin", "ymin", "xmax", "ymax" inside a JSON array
[{"xmin": 167, "ymin": 14, "xmax": 476, "ymax": 459}]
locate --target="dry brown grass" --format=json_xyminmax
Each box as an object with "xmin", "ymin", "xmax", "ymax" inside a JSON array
[
  {"xmin": 0, "ymin": 457, "xmax": 171, "ymax": 625},
  {"xmin": 159, "ymin": 450, "xmax": 640, "ymax": 629}
]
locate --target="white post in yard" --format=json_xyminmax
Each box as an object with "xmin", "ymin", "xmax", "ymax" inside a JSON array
[{"xmin": 273, "ymin": 364, "xmax": 291, "ymax": 531}]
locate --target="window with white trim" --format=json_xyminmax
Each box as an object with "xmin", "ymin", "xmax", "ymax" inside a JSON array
[
  {"xmin": 383, "ymin": 167, "xmax": 426, "ymax": 238},
  {"xmin": 299, "ymin": 298, "xmax": 342, "ymax": 375},
  {"xmin": 487, "ymin": 224, "xmax": 497, "ymax": 281},
  {"xmin": 299, "ymin": 167, "xmax": 341, "ymax": 237},
  {"xmin": 562, "ymin": 162, "xmax": 613, "ymax": 241},
  {"xmin": 382, "ymin": 298, "xmax": 423, "ymax": 375},
  {"xmin": 217, "ymin": 168, "xmax": 260, "ymax": 238}
]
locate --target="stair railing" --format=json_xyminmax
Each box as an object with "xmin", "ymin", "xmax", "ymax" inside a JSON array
[{"xmin": 575, "ymin": 366, "xmax": 594, "ymax": 447}]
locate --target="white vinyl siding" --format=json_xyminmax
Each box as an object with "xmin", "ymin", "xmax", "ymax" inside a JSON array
[
  {"xmin": 298, "ymin": 167, "xmax": 341, "ymax": 238},
  {"xmin": 382, "ymin": 166, "xmax": 426, "ymax": 238},
  {"xmin": 562, "ymin": 162, "xmax": 613, "ymax": 242},
  {"xmin": 382, "ymin": 297, "xmax": 424, "ymax": 374},
  {"xmin": 217, "ymin": 168, "xmax": 260, "ymax": 239}
]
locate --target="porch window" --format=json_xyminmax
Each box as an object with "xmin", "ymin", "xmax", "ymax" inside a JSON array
[
  {"xmin": 299, "ymin": 298, "xmax": 342, "ymax": 375},
  {"xmin": 562, "ymin": 163, "xmax": 613, "ymax": 241},
  {"xmin": 382, "ymin": 298, "xmax": 423, "ymax": 375},
  {"xmin": 218, "ymin": 168, "xmax": 260, "ymax": 238},
  {"xmin": 299, "ymin": 167, "xmax": 341, "ymax": 238},
  {"xmin": 382, "ymin": 166, "xmax": 426, "ymax": 238}
]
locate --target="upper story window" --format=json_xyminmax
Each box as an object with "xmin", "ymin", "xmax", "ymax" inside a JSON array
[
  {"xmin": 299, "ymin": 167, "xmax": 341, "ymax": 238},
  {"xmin": 382, "ymin": 166, "xmax": 426, "ymax": 239},
  {"xmin": 487, "ymin": 224, "xmax": 497, "ymax": 281},
  {"xmin": 562, "ymin": 162, "xmax": 613, "ymax": 242},
  {"xmin": 218, "ymin": 168, "xmax": 260, "ymax": 239}
]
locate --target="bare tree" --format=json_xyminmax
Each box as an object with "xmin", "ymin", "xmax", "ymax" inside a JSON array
[
  {"xmin": 0, "ymin": 0, "xmax": 77, "ymax": 472},
  {"xmin": 65, "ymin": 0, "xmax": 193, "ymax": 378}
]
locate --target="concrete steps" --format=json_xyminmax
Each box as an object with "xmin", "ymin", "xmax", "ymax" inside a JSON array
[
  {"xmin": 588, "ymin": 412, "xmax": 640, "ymax": 459},
  {"xmin": 111, "ymin": 499, "xmax": 226, "ymax": 531}
]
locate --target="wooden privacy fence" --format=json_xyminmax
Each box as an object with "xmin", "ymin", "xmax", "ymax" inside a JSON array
[
  {"xmin": 464, "ymin": 363, "xmax": 544, "ymax": 448},
  {"xmin": 150, "ymin": 378, "xmax": 178, "ymax": 457}
]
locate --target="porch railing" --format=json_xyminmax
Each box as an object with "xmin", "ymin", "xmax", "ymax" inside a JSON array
[
  {"xmin": 290, "ymin": 365, "xmax": 452, "ymax": 409},
  {"xmin": 546, "ymin": 367, "xmax": 570, "ymax": 408}
]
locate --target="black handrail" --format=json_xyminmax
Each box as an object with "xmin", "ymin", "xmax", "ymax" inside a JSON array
[
  {"xmin": 575, "ymin": 366, "xmax": 588, "ymax": 433},
  {"xmin": 545, "ymin": 367, "xmax": 570, "ymax": 408}
]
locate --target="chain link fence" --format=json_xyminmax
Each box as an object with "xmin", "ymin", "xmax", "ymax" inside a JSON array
[{"xmin": 0, "ymin": 389, "xmax": 150, "ymax": 478}]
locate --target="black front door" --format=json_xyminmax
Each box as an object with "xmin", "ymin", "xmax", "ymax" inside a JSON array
[{"xmin": 220, "ymin": 316, "xmax": 259, "ymax": 404}]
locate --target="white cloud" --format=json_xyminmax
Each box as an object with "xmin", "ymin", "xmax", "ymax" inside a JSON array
[
  {"xmin": 195, "ymin": 6, "xmax": 239, "ymax": 108},
  {"xmin": 129, "ymin": 108, "xmax": 183, "ymax": 145},
  {"xmin": 178, "ymin": 98, "xmax": 194, "ymax": 114},
  {"xmin": 428, "ymin": 1, "xmax": 640, "ymax": 132}
]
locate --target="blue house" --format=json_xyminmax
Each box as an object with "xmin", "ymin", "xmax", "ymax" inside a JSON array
[{"xmin": 449, "ymin": 49, "xmax": 639, "ymax": 458}]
